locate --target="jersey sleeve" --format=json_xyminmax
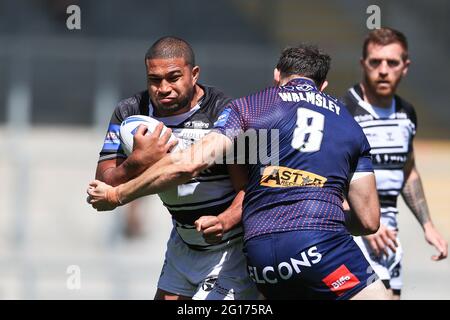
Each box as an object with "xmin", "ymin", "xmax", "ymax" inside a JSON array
[
  {"xmin": 355, "ymin": 133, "xmax": 373, "ymax": 173},
  {"xmin": 213, "ymin": 102, "xmax": 245, "ymax": 141},
  {"xmin": 98, "ymin": 106, "xmax": 127, "ymax": 162},
  {"xmin": 410, "ymin": 105, "xmax": 417, "ymax": 143},
  {"xmin": 399, "ymin": 98, "xmax": 418, "ymax": 154},
  {"xmin": 411, "ymin": 107, "xmax": 417, "ymax": 132},
  {"xmin": 408, "ymin": 106, "xmax": 417, "ymax": 154}
]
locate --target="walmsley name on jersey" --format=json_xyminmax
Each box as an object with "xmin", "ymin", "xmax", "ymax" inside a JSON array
[{"xmin": 278, "ymin": 91, "xmax": 341, "ymax": 116}]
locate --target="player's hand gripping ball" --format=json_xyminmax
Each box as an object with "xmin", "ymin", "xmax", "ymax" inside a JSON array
[{"xmin": 119, "ymin": 115, "xmax": 180, "ymax": 155}]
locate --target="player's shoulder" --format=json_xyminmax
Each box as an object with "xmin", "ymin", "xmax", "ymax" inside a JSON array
[
  {"xmin": 231, "ymin": 85, "xmax": 278, "ymax": 108},
  {"xmin": 394, "ymin": 94, "xmax": 417, "ymax": 122},
  {"xmin": 198, "ymin": 84, "xmax": 232, "ymax": 120},
  {"xmin": 114, "ymin": 90, "xmax": 149, "ymax": 120},
  {"xmin": 200, "ymin": 84, "xmax": 231, "ymax": 110},
  {"xmin": 334, "ymin": 85, "xmax": 370, "ymax": 138},
  {"xmin": 341, "ymin": 84, "xmax": 365, "ymax": 116}
]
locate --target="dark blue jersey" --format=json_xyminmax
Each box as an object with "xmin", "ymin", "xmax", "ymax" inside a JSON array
[{"xmin": 214, "ymin": 78, "xmax": 373, "ymax": 240}]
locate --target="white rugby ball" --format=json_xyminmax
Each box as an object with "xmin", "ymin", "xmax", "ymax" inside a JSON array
[{"xmin": 119, "ymin": 115, "xmax": 179, "ymax": 156}]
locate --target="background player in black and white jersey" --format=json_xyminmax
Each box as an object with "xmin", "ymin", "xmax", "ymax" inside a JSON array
[
  {"xmin": 92, "ymin": 36, "xmax": 259, "ymax": 300},
  {"xmin": 342, "ymin": 28, "xmax": 448, "ymax": 299}
]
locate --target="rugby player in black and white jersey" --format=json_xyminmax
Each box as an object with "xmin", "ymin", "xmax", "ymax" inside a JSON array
[
  {"xmin": 342, "ymin": 28, "xmax": 448, "ymax": 299},
  {"xmin": 93, "ymin": 36, "xmax": 259, "ymax": 300}
]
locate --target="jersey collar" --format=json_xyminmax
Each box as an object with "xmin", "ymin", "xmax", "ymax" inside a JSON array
[
  {"xmin": 148, "ymin": 102, "xmax": 201, "ymax": 126},
  {"xmin": 284, "ymin": 77, "xmax": 318, "ymax": 90},
  {"xmin": 349, "ymin": 84, "xmax": 394, "ymax": 119}
]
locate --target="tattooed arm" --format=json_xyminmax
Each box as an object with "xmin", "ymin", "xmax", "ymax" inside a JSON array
[{"xmin": 401, "ymin": 151, "xmax": 448, "ymax": 261}]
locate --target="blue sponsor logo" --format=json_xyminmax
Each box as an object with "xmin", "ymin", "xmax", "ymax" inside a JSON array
[
  {"xmin": 214, "ymin": 108, "xmax": 231, "ymax": 127},
  {"xmin": 102, "ymin": 124, "xmax": 121, "ymax": 151}
]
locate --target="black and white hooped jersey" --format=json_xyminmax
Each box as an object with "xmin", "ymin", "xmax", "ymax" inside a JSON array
[
  {"xmin": 342, "ymin": 84, "xmax": 417, "ymax": 215},
  {"xmin": 99, "ymin": 85, "xmax": 242, "ymax": 250}
]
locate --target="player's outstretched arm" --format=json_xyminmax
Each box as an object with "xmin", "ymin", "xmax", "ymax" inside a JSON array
[
  {"xmin": 401, "ymin": 152, "xmax": 448, "ymax": 260},
  {"xmin": 346, "ymin": 173, "xmax": 380, "ymax": 235},
  {"xmin": 88, "ymin": 132, "xmax": 232, "ymax": 211}
]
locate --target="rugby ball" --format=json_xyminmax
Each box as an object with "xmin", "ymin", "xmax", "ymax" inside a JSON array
[{"xmin": 119, "ymin": 115, "xmax": 179, "ymax": 156}]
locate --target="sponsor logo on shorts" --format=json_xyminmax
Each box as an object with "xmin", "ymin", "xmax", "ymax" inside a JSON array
[
  {"xmin": 260, "ymin": 166, "xmax": 327, "ymax": 188},
  {"xmin": 202, "ymin": 277, "xmax": 218, "ymax": 292},
  {"xmin": 248, "ymin": 246, "xmax": 322, "ymax": 284},
  {"xmin": 322, "ymin": 264, "xmax": 360, "ymax": 296},
  {"xmin": 200, "ymin": 277, "xmax": 235, "ymax": 299}
]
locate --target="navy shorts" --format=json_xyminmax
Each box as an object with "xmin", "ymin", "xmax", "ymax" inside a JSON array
[{"xmin": 244, "ymin": 230, "xmax": 377, "ymax": 300}]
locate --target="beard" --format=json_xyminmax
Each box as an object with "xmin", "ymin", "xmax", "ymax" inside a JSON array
[
  {"xmin": 153, "ymin": 88, "xmax": 194, "ymax": 116},
  {"xmin": 364, "ymin": 74, "xmax": 396, "ymax": 98}
]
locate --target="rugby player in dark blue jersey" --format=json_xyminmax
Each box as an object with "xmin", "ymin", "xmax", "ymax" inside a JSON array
[{"xmin": 88, "ymin": 44, "xmax": 390, "ymax": 299}]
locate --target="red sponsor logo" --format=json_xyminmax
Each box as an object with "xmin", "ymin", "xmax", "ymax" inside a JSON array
[{"xmin": 322, "ymin": 264, "xmax": 360, "ymax": 296}]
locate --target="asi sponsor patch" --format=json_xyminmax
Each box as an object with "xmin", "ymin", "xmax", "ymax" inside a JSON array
[
  {"xmin": 322, "ymin": 264, "xmax": 360, "ymax": 297},
  {"xmin": 213, "ymin": 108, "xmax": 232, "ymax": 127},
  {"xmin": 260, "ymin": 166, "xmax": 327, "ymax": 188}
]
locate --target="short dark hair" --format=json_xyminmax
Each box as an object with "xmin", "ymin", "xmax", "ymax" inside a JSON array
[
  {"xmin": 145, "ymin": 36, "xmax": 195, "ymax": 67},
  {"xmin": 276, "ymin": 44, "xmax": 331, "ymax": 86},
  {"xmin": 363, "ymin": 27, "xmax": 409, "ymax": 61}
]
